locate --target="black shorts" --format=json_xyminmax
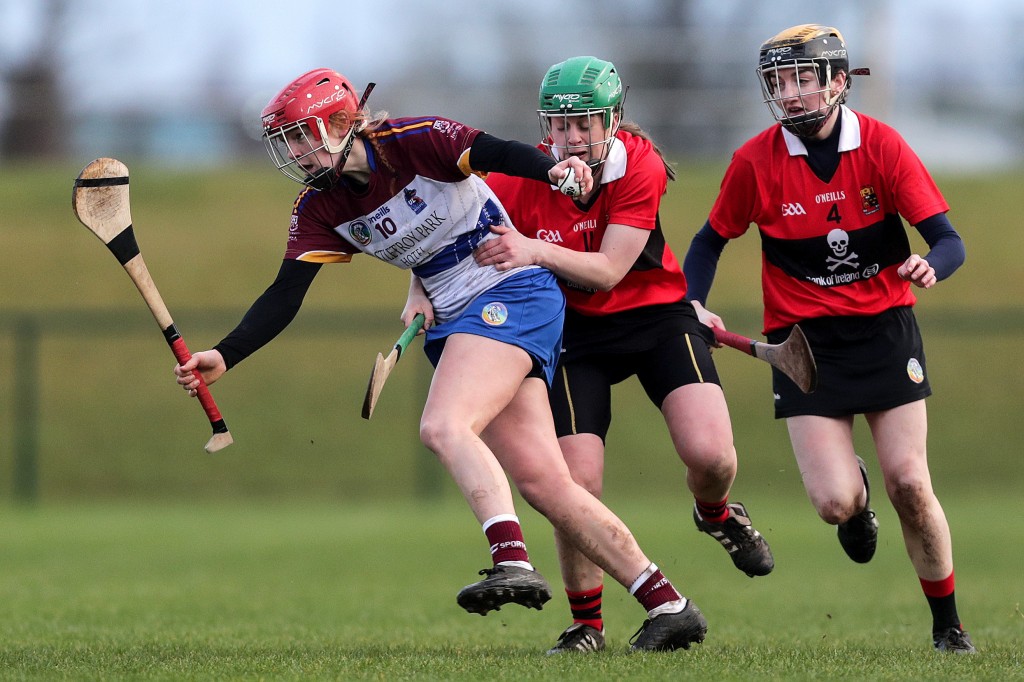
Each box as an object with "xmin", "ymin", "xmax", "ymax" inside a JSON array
[
  {"xmin": 768, "ymin": 306, "xmax": 931, "ymax": 419},
  {"xmin": 549, "ymin": 302, "xmax": 720, "ymax": 440}
]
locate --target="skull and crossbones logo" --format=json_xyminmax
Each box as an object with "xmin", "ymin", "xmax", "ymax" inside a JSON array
[{"xmin": 825, "ymin": 228, "xmax": 859, "ymax": 271}]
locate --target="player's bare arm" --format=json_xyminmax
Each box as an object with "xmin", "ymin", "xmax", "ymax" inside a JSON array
[
  {"xmin": 402, "ymin": 274, "xmax": 434, "ymax": 331},
  {"xmin": 475, "ymin": 222, "xmax": 647, "ymax": 291}
]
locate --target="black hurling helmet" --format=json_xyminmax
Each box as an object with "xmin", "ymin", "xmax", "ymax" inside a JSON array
[{"xmin": 756, "ymin": 24, "xmax": 869, "ymax": 137}]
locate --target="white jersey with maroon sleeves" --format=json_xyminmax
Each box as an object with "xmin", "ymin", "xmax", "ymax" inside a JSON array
[
  {"xmin": 708, "ymin": 106, "xmax": 949, "ymax": 334},
  {"xmin": 283, "ymin": 116, "xmax": 528, "ymax": 322}
]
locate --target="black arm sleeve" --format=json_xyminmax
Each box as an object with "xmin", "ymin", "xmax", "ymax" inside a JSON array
[
  {"xmin": 682, "ymin": 220, "xmax": 730, "ymax": 306},
  {"xmin": 213, "ymin": 259, "xmax": 322, "ymax": 370},
  {"xmin": 468, "ymin": 132, "xmax": 556, "ymax": 184},
  {"xmin": 914, "ymin": 213, "xmax": 965, "ymax": 282}
]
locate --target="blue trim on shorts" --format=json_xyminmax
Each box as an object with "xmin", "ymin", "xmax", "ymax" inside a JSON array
[{"xmin": 422, "ymin": 268, "xmax": 565, "ymax": 386}]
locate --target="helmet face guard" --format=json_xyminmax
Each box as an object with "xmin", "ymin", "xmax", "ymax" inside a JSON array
[
  {"xmin": 260, "ymin": 68, "xmax": 370, "ymax": 190},
  {"xmin": 756, "ymin": 24, "xmax": 855, "ymax": 138},
  {"xmin": 264, "ymin": 117, "xmax": 357, "ymax": 191},
  {"xmin": 537, "ymin": 56, "xmax": 625, "ymax": 169},
  {"xmin": 538, "ymin": 108, "xmax": 622, "ymax": 169},
  {"xmin": 757, "ymin": 60, "xmax": 842, "ymax": 138}
]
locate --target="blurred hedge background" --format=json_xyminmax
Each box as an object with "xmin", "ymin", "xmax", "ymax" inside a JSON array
[{"xmin": 1, "ymin": 162, "xmax": 1021, "ymax": 505}]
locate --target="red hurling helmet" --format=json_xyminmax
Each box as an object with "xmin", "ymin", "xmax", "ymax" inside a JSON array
[{"xmin": 261, "ymin": 68, "xmax": 362, "ymax": 190}]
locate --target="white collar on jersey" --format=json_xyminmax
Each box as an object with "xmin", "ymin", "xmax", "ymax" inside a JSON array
[
  {"xmin": 549, "ymin": 136, "xmax": 627, "ymax": 191},
  {"xmin": 781, "ymin": 105, "xmax": 862, "ymax": 156}
]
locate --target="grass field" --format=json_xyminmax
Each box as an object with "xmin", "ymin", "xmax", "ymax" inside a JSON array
[
  {"xmin": 0, "ymin": 499, "xmax": 1021, "ymax": 680},
  {"xmin": 1, "ymin": 163, "xmax": 1023, "ymax": 678}
]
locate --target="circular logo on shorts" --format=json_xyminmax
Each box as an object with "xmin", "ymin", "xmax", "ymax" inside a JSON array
[
  {"xmin": 481, "ymin": 302, "xmax": 508, "ymax": 326},
  {"xmin": 907, "ymin": 358, "xmax": 924, "ymax": 384},
  {"xmin": 349, "ymin": 220, "xmax": 372, "ymax": 246}
]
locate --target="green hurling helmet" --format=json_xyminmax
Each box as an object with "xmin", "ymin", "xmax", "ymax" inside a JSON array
[{"xmin": 538, "ymin": 56, "xmax": 626, "ymax": 167}]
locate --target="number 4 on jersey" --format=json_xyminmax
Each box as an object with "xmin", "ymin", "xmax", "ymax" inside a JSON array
[{"xmin": 827, "ymin": 203, "xmax": 842, "ymax": 224}]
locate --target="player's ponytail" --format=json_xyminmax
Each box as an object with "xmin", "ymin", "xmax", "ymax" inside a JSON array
[{"xmin": 619, "ymin": 121, "xmax": 676, "ymax": 182}]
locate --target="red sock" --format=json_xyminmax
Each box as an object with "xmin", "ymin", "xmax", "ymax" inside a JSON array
[
  {"xmin": 919, "ymin": 572, "xmax": 955, "ymax": 598},
  {"xmin": 695, "ymin": 497, "xmax": 729, "ymax": 524},
  {"xmin": 630, "ymin": 564, "xmax": 682, "ymax": 613},
  {"xmin": 483, "ymin": 516, "xmax": 530, "ymax": 565},
  {"xmin": 567, "ymin": 586, "xmax": 603, "ymax": 631}
]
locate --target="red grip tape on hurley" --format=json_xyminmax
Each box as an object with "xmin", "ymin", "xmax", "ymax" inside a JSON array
[{"xmin": 170, "ymin": 337, "xmax": 224, "ymax": 422}]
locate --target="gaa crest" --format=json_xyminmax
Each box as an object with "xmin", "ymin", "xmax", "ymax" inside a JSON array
[
  {"xmin": 349, "ymin": 220, "xmax": 372, "ymax": 246},
  {"xmin": 481, "ymin": 302, "xmax": 508, "ymax": 326}
]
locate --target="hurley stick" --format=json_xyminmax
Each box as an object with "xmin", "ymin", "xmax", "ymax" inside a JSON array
[
  {"xmin": 714, "ymin": 324, "xmax": 818, "ymax": 394},
  {"xmin": 361, "ymin": 313, "xmax": 426, "ymax": 420},
  {"xmin": 72, "ymin": 158, "xmax": 233, "ymax": 453}
]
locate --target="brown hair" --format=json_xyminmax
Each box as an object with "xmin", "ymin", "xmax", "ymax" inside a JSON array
[
  {"xmin": 328, "ymin": 108, "xmax": 396, "ymax": 175},
  {"xmin": 618, "ymin": 120, "xmax": 676, "ymax": 182}
]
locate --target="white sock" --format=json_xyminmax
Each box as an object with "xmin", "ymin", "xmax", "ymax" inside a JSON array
[
  {"xmin": 482, "ymin": 514, "xmax": 520, "ymax": 532},
  {"xmin": 496, "ymin": 560, "xmax": 534, "ymax": 571}
]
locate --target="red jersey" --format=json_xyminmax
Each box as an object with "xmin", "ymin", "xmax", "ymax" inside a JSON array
[
  {"xmin": 709, "ymin": 107, "xmax": 949, "ymax": 333},
  {"xmin": 487, "ymin": 130, "xmax": 687, "ymax": 316}
]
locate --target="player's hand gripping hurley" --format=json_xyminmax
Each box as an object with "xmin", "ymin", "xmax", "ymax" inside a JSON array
[
  {"xmin": 361, "ymin": 313, "xmax": 426, "ymax": 420},
  {"xmin": 714, "ymin": 324, "xmax": 818, "ymax": 394},
  {"xmin": 71, "ymin": 158, "xmax": 233, "ymax": 453}
]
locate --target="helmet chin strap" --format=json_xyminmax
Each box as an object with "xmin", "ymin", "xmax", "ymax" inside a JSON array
[{"xmin": 322, "ymin": 82, "xmax": 378, "ymax": 189}]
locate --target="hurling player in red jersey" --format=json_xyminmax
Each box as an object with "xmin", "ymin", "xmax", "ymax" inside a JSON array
[
  {"xmin": 474, "ymin": 56, "xmax": 773, "ymax": 655},
  {"xmin": 177, "ymin": 67, "xmax": 711, "ymax": 652},
  {"xmin": 683, "ymin": 26, "xmax": 973, "ymax": 654}
]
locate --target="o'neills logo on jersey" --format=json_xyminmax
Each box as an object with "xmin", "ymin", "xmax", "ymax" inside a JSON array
[
  {"xmin": 815, "ymin": 190, "xmax": 846, "ymax": 204},
  {"xmin": 781, "ymin": 202, "xmax": 806, "ymax": 216},
  {"xmin": 536, "ymin": 229, "xmax": 563, "ymax": 243}
]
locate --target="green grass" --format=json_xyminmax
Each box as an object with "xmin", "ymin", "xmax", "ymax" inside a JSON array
[{"xmin": 0, "ymin": 499, "xmax": 1020, "ymax": 680}]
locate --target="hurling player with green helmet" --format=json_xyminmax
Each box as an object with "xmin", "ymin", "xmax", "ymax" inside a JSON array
[
  {"xmin": 683, "ymin": 25, "xmax": 973, "ymax": 653},
  {"xmin": 478, "ymin": 55, "xmax": 772, "ymax": 654}
]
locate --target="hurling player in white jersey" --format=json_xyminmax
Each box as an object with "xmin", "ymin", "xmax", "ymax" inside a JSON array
[
  {"xmin": 175, "ymin": 67, "xmax": 710, "ymax": 651},
  {"xmin": 683, "ymin": 26, "xmax": 973, "ymax": 654}
]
